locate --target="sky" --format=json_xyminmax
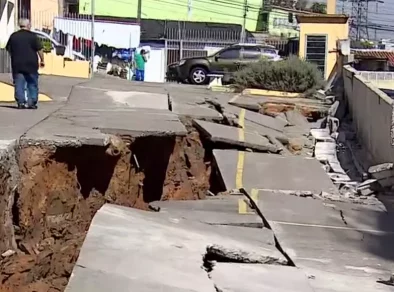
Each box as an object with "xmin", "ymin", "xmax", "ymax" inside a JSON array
[{"xmin": 336, "ymin": 0, "xmax": 394, "ymax": 40}]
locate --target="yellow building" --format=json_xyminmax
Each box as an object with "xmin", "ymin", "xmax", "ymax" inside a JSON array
[
  {"xmin": 30, "ymin": 0, "xmax": 59, "ymax": 30},
  {"xmin": 296, "ymin": 14, "xmax": 349, "ymax": 79}
]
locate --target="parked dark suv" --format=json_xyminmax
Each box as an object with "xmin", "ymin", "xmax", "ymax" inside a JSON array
[{"xmin": 167, "ymin": 43, "xmax": 281, "ymax": 85}]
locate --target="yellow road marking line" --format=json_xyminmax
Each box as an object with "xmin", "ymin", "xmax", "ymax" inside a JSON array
[
  {"xmin": 235, "ymin": 109, "xmax": 246, "ymax": 190},
  {"xmin": 238, "ymin": 189, "xmax": 259, "ymax": 214}
]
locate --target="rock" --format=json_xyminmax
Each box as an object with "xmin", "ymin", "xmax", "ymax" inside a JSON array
[
  {"xmin": 314, "ymin": 142, "xmax": 336, "ymax": 162},
  {"xmin": 288, "ymin": 138, "xmax": 304, "ymax": 153},
  {"xmin": 327, "ymin": 116, "xmax": 340, "ymax": 134},
  {"xmin": 314, "ymin": 89, "xmax": 326, "ymax": 100},
  {"xmin": 2, "ymin": 255, "xmax": 35, "ymax": 275},
  {"xmin": 357, "ymin": 179, "xmax": 378, "ymax": 191},
  {"xmin": 1, "ymin": 249, "xmax": 16, "ymax": 258},
  {"xmin": 358, "ymin": 188, "xmax": 375, "ymax": 197},
  {"xmin": 328, "ymin": 101, "xmax": 340, "ymax": 116},
  {"xmin": 285, "ymin": 110, "xmax": 310, "ymax": 129},
  {"xmin": 105, "ymin": 135, "xmax": 128, "ymax": 157},
  {"xmin": 368, "ymin": 163, "xmax": 394, "ymax": 174}
]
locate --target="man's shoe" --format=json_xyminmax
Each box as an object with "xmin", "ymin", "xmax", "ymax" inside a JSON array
[
  {"xmin": 17, "ymin": 103, "xmax": 26, "ymax": 109},
  {"xmin": 27, "ymin": 105, "xmax": 38, "ymax": 109}
]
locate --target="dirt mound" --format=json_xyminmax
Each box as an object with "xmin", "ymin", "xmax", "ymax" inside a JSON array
[{"xmin": 0, "ymin": 130, "xmax": 216, "ymax": 292}]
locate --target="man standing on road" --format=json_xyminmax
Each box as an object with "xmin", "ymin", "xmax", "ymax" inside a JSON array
[
  {"xmin": 6, "ymin": 19, "xmax": 45, "ymax": 109},
  {"xmin": 134, "ymin": 49, "xmax": 147, "ymax": 81}
]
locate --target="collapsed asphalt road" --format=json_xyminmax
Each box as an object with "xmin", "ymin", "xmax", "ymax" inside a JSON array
[{"xmin": 0, "ymin": 75, "xmax": 393, "ymax": 292}]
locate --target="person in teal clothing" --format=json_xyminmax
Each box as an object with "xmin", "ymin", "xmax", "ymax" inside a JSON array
[{"xmin": 134, "ymin": 49, "xmax": 147, "ymax": 81}]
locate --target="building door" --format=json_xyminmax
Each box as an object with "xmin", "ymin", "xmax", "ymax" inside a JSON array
[{"xmin": 305, "ymin": 35, "xmax": 327, "ymax": 78}]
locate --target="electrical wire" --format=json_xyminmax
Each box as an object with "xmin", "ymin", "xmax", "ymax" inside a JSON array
[
  {"xmin": 106, "ymin": 0, "xmax": 261, "ymax": 10},
  {"xmin": 95, "ymin": 0, "xmax": 261, "ymax": 21}
]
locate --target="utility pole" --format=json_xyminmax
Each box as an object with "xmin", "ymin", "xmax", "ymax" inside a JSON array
[
  {"xmin": 58, "ymin": 0, "xmax": 64, "ymax": 16},
  {"xmin": 350, "ymin": 0, "xmax": 383, "ymax": 41},
  {"xmin": 14, "ymin": 0, "xmax": 19, "ymax": 29},
  {"xmin": 90, "ymin": 0, "xmax": 95, "ymax": 78},
  {"xmin": 187, "ymin": 0, "xmax": 192, "ymax": 20},
  {"xmin": 137, "ymin": 0, "xmax": 142, "ymax": 23},
  {"xmin": 240, "ymin": 0, "xmax": 247, "ymax": 43}
]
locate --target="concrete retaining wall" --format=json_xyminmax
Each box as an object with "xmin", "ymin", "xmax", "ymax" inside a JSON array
[{"xmin": 343, "ymin": 65, "xmax": 394, "ymax": 165}]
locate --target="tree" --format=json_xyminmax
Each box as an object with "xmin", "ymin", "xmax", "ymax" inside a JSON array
[
  {"xmin": 310, "ymin": 2, "xmax": 327, "ymax": 13},
  {"xmin": 296, "ymin": 0, "xmax": 309, "ymax": 10}
]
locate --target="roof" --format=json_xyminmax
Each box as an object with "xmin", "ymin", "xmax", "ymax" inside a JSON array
[
  {"xmin": 352, "ymin": 49, "xmax": 394, "ymax": 66},
  {"xmin": 296, "ymin": 14, "xmax": 349, "ymax": 24}
]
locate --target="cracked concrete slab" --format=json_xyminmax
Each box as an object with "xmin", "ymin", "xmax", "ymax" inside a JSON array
[
  {"xmin": 210, "ymin": 263, "xmax": 315, "ymax": 292},
  {"xmin": 194, "ymin": 120, "xmax": 278, "ymax": 152},
  {"xmin": 270, "ymin": 221, "xmax": 394, "ymax": 280},
  {"xmin": 66, "ymin": 204, "xmax": 287, "ymax": 292},
  {"xmin": 23, "ymin": 107, "xmax": 187, "ymax": 143},
  {"xmin": 213, "ymin": 150, "xmax": 337, "ymax": 193},
  {"xmin": 254, "ymin": 190, "xmax": 346, "ymax": 227},
  {"xmin": 244, "ymin": 120, "xmax": 289, "ymax": 144},
  {"xmin": 224, "ymin": 105, "xmax": 286, "ymax": 132},
  {"xmin": 254, "ymin": 191, "xmax": 394, "ymax": 281},
  {"xmin": 105, "ymin": 90, "xmax": 169, "ymax": 110},
  {"xmin": 304, "ymin": 267, "xmax": 394, "ymax": 292},
  {"xmin": 172, "ymin": 103, "xmax": 223, "ymax": 120},
  {"xmin": 169, "ymin": 93, "xmax": 224, "ymax": 121},
  {"xmin": 151, "ymin": 197, "xmax": 261, "ymax": 226},
  {"xmin": 0, "ymin": 103, "xmax": 62, "ymax": 140}
]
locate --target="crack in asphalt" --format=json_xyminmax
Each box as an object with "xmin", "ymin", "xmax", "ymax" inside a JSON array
[{"xmin": 339, "ymin": 209, "xmax": 348, "ymax": 225}]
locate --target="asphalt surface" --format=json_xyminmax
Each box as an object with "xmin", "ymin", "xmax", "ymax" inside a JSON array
[{"xmin": 0, "ymin": 74, "xmax": 393, "ymax": 292}]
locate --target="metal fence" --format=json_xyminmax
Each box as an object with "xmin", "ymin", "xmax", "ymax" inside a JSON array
[
  {"xmin": 0, "ymin": 49, "xmax": 11, "ymax": 73},
  {"xmin": 164, "ymin": 27, "xmax": 250, "ymax": 66},
  {"xmin": 163, "ymin": 26, "xmax": 299, "ymax": 67}
]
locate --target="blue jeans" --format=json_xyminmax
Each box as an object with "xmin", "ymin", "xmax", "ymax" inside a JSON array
[
  {"xmin": 135, "ymin": 69, "xmax": 145, "ymax": 81},
  {"xmin": 14, "ymin": 73, "xmax": 39, "ymax": 106}
]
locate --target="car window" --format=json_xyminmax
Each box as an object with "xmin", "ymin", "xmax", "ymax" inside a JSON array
[
  {"xmin": 262, "ymin": 48, "xmax": 277, "ymax": 54},
  {"xmin": 218, "ymin": 48, "xmax": 240, "ymax": 59},
  {"xmin": 242, "ymin": 46, "xmax": 261, "ymax": 59}
]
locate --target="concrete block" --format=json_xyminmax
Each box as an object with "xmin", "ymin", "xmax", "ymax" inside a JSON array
[
  {"xmin": 66, "ymin": 204, "xmax": 287, "ymax": 292},
  {"xmin": 193, "ymin": 119, "xmax": 278, "ymax": 152},
  {"xmin": 211, "ymin": 263, "xmax": 315, "ymax": 292},
  {"xmin": 213, "ymin": 150, "xmax": 337, "ymax": 194}
]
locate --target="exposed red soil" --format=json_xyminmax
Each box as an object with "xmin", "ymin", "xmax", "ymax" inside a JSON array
[
  {"xmin": 260, "ymin": 102, "xmax": 327, "ymax": 119},
  {"xmin": 0, "ymin": 130, "xmax": 212, "ymax": 292}
]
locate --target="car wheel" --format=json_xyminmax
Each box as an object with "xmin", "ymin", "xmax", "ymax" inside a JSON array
[{"xmin": 189, "ymin": 67, "xmax": 208, "ymax": 85}]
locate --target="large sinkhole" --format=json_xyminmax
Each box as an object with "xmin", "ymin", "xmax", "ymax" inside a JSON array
[{"xmin": 0, "ymin": 128, "xmax": 225, "ymax": 292}]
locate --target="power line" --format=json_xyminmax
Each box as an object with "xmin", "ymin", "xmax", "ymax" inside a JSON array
[
  {"xmin": 107, "ymin": 0, "xmax": 261, "ymax": 10},
  {"xmin": 105, "ymin": 0, "xmax": 260, "ymax": 21}
]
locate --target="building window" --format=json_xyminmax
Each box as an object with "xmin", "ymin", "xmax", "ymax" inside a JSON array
[{"xmin": 305, "ymin": 35, "xmax": 327, "ymax": 76}]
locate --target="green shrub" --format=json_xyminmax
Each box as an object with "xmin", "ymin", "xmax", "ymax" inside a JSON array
[
  {"xmin": 41, "ymin": 39, "xmax": 52, "ymax": 53},
  {"xmin": 232, "ymin": 56, "xmax": 325, "ymax": 94}
]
